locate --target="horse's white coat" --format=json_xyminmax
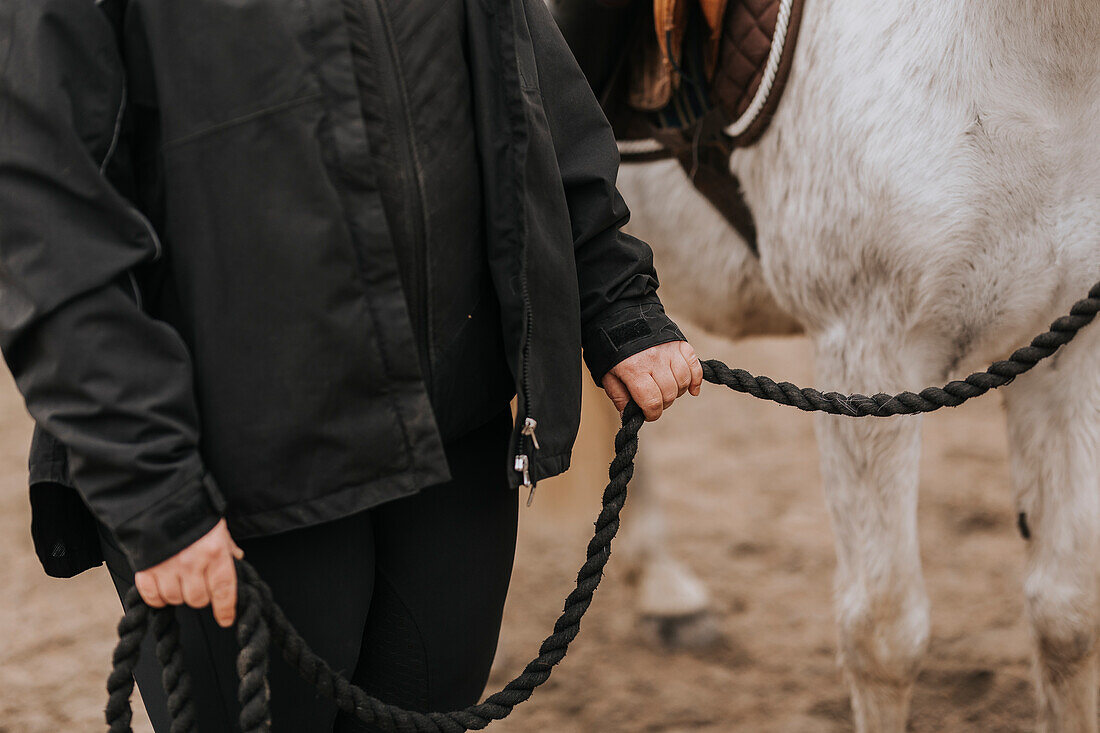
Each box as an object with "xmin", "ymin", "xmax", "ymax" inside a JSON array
[{"xmin": 617, "ymin": 0, "xmax": 1100, "ymax": 729}]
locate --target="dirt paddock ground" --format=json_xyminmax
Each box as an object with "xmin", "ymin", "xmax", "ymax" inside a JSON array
[{"xmin": 1, "ymin": 324, "xmax": 1040, "ymax": 732}]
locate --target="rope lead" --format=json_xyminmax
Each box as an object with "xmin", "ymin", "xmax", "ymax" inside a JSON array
[{"xmin": 105, "ymin": 280, "xmax": 1100, "ymax": 732}]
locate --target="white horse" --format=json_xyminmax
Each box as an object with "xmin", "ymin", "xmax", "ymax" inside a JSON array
[{"xmin": 614, "ymin": 0, "xmax": 1100, "ymax": 729}]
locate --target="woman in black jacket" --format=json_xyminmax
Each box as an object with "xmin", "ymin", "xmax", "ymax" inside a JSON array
[{"xmin": 0, "ymin": 0, "xmax": 702, "ymax": 729}]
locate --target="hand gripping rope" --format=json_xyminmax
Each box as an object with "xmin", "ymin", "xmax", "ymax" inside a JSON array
[{"xmin": 105, "ymin": 281, "xmax": 1100, "ymax": 732}]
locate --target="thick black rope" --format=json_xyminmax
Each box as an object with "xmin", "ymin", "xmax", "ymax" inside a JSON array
[
  {"xmin": 702, "ymin": 282, "xmax": 1100, "ymax": 416},
  {"xmin": 105, "ymin": 280, "xmax": 1100, "ymax": 732}
]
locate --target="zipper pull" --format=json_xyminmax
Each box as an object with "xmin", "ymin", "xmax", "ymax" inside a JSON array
[
  {"xmin": 520, "ymin": 417, "xmax": 540, "ymax": 505},
  {"xmin": 521, "ymin": 417, "xmax": 540, "ymax": 450},
  {"xmin": 514, "ymin": 453, "xmax": 536, "ymax": 506}
]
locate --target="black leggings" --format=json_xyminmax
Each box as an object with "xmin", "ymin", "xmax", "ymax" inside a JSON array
[{"xmin": 99, "ymin": 411, "xmax": 519, "ymax": 732}]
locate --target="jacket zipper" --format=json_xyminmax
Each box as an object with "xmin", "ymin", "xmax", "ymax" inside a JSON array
[
  {"xmin": 514, "ymin": 283, "xmax": 538, "ymax": 505},
  {"xmin": 505, "ymin": 0, "xmax": 538, "ymax": 503},
  {"xmin": 366, "ymin": 0, "xmax": 433, "ymax": 385}
]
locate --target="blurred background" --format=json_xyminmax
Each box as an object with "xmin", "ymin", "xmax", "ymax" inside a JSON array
[{"xmin": 1, "ymin": 321, "xmax": 1039, "ymax": 731}]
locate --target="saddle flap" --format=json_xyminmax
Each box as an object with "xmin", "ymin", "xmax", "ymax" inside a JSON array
[
  {"xmin": 698, "ymin": 0, "xmax": 729, "ymax": 78},
  {"xmin": 628, "ymin": 0, "xmax": 730, "ymax": 111},
  {"xmin": 628, "ymin": 0, "xmax": 687, "ymax": 110}
]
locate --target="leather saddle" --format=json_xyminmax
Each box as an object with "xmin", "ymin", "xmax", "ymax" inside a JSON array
[{"xmin": 552, "ymin": 0, "xmax": 807, "ymax": 252}]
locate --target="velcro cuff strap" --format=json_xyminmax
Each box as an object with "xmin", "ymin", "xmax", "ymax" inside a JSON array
[
  {"xmin": 605, "ymin": 317, "xmax": 653, "ymax": 349},
  {"xmin": 113, "ymin": 471, "xmax": 226, "ymax": 571}
]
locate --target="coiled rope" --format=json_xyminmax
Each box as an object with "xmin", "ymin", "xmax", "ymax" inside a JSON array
[{"xmin": 106, "ymin": 280, "xmax": 1100, "ymax": 732}]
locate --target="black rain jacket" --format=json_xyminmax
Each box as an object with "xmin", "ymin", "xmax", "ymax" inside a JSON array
[{"xmin": 0, "ymin": 0, "xmax": 684, "ymax": 575}]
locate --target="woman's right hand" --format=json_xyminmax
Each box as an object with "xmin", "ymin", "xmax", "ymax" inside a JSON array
[{"xmin": 134, "ymin": 519, "xmax": 244, "ymax": 628}]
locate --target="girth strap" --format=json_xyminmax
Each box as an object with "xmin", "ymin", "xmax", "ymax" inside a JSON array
[{"xmin": 646, "ymin": 111, "xmax": 759, "ymax": 255}]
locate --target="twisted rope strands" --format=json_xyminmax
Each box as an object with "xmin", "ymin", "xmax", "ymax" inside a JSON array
[
  {"xmin": 105, "ymin": 280, "xmax": 1099, "ymax": 732},
  {"xmin": 105, "ymin": 587, "xmax": 146, "ymax": 733},
  {"xmin": 235, "ymin": 585, "xmax": 271, "ymax": 733},
  {"xmin": 151, "ymin": 608, "xmax": 197, "ymax": 733}
]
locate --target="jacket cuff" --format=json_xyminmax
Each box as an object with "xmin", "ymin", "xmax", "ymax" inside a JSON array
[
  {"xmin": 582, "ymin": 297, "xmax": 686, "ymax": 383},
  {"xmin": 110, "ymin": 471, "xmax": 226, "ymax": 571}
]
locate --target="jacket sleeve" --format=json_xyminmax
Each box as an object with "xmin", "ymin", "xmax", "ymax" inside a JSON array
[
  {"xmin": 0, "ymin": 0, "xmax": 224, "ymax": 570},
  {"xmin": 524, "ymin": 0, "xmax": 685, "ymax": 384}
]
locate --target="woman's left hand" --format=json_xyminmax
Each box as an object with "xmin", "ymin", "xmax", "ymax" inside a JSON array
[{"xmin": 601, "ymin": 341, "xmax": 704, "ymax": 421}]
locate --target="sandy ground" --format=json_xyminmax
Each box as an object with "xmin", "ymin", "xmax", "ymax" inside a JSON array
[{"xmin": 0, "ymin": 325, "xmax": 1040, "ymax": 732}]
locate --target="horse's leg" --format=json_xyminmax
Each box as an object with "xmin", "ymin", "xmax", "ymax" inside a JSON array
[
  {"xmin": 1004, "ymin": 323, "xmax": 1100, "ymax": 733},
  {"xmin": 618, "ymin": 449, "xmax": 719, "ymax": 648},
  {"xmin": 814, "ymin": 336, "xmax": 931, "ymax": 733}
]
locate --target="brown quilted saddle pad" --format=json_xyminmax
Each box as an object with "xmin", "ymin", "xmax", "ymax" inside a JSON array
[{"xmin": 715, "ymin": 0, "xmax": 804, "ymax": 143}]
